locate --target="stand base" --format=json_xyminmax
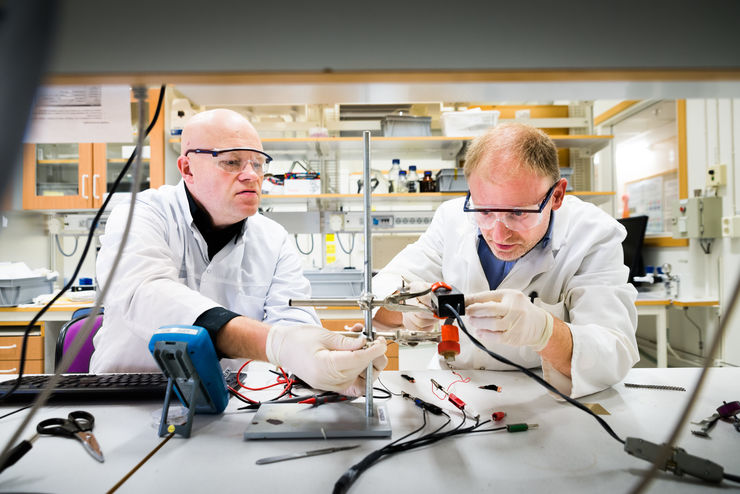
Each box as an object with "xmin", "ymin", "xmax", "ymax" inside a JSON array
[{"xmin": 244, "ymin": 402, "xmax": 392, "ymax": 439}]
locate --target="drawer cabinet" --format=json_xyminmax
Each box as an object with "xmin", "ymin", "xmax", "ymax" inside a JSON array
[{"xmin": 0, "ymin": 323, "xmax": 45, "ymax": 375}]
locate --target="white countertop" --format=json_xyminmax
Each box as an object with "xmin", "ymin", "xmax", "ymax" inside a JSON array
[{"xmin": 1, "ymin": 367, "xmax": 738, "ymax": 493}]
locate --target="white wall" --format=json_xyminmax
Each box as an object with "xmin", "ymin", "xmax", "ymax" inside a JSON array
[{"xmin": 644, "ymin": 99, "xmax": 740, "ymax": 365}]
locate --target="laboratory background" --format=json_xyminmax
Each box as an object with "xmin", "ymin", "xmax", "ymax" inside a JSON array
[
  {"xmin": 1, "ymin": 1, "xmax": 740, "ymax": 493},
  {"xmin": 1, "ymin": 1, "xmax": 739, "ymax": 374}
]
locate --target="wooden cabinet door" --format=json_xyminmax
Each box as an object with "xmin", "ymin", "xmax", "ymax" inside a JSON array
[
  {"xmin": 91, "ymin": 88, "xmax": 164, "ymax": 208},
  {"xmin": 22, "ymin": 143, "xmax": 94, "ymax": 209}
]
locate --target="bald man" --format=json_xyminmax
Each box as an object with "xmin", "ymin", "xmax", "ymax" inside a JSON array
[{"xmin": 91, "ymin": 109, "xmax": 387, "ymax": 395}]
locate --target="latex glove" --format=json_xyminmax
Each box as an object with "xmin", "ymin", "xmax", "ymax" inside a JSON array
[
  {"xmin": 465, "ymin": 289, "xmax": 554, "ymax": 351},
  {"xmin": 400, "ymin": 281, "xmax": 438, "ymax": 332},
  {"xmin": 265, "ymin": 324, "xmax": 388, "ymax": 396},
  {"xmin": 342, "ymin": 346, "xmax": 389, "ymax": 396}
]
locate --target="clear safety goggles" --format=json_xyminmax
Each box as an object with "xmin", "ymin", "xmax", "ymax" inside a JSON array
[
  {"xmin": 463, "ymin": 181, "xmax": 558, "ymax": 232},
  {"xmin": 185, "ymin": 148, "xmax": 272, "ymax": 176}
]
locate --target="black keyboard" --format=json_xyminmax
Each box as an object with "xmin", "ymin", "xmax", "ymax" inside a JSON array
[
  {"xmin": 0, "ymin": 373, "xmax": 170, "ymax": 402},
  {"xmin": 0, "ymin": 372, "xmax": 240, "ymax": 403}
]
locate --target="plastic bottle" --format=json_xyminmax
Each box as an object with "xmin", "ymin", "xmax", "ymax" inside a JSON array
[
  {"xmin": 420, "ymin": 170, "xmax": 435, "ymax": 192},
  {"xmin": 397, "ymin": 170, "xmax": 408, "ymax": 194},
  {"xmin": 407, "ymin": 165, "xmax": 419, "ymax": 193},
  {"xmin": 388, "ymin": 159, "xmax": 401, "ymax": 192}
]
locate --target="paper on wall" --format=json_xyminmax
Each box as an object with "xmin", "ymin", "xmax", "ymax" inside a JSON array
[{"xmin": 24, "ymin": 85, "xmax": 133, "ymax": 143}]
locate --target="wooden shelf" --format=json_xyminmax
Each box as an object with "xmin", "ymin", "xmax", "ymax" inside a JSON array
[{"xmin": 37, "ymin": 159, "xmax": 80, "ymax": 164}]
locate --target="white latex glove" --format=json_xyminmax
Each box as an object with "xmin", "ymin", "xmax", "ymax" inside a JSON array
[
  {"xmin": 400, "ymin": 281, "xmax": 438, "ymax": 332},
  {"xmin": 465, "ymin": 289, "xmax": 554, "ymax": 351},
  {"xmin": 338, "ymin": 322, "xmax": 389, "ymax": 396},
  {"xmin": 265, "ymin": 324, "xmax": 388, "ymax": 396}
]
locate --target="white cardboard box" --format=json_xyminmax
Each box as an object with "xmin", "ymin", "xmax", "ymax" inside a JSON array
[
  {"xmin": 284, "ymin": 177, "xmax": 321, "ymax": 195},
  {"xmin": 441, "ymin": 110, "xmax": 500, "ymax": 137}
]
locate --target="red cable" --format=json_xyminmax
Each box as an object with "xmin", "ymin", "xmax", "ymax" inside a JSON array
[
  {"xmin": 235, "ymin": 360, "xmax": 292, "ymax": 391},
  {"xmin": 446, "ymin": 371, "xmax": 470, "ymax": 394},
  {"xmin": 431, "ymin": 381, "xmax": 446, "ymax": 400},
  {"xmin": 228, "ymin": 361, "xmax": 295, "ymax": 403}
]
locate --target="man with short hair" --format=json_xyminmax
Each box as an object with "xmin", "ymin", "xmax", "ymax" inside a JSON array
[
  {"xmin": 374, "ymin": 123, "xmax": 638, "ymax": 398},
  {"xmin": 92, "ymin": 109, "xmax": 386, "ymax": 395}
]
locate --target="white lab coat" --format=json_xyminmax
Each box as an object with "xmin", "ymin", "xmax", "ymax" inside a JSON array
[
  {"xmin": 90, "ymin": 182, "xmax": 319, "ymax": 373},
  {"xmin": 373, "ymin": 196, "xmax": 639, "ymax": 398}
]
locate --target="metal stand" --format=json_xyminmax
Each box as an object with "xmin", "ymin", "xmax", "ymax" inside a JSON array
[
  {"xmin": 159, "ymin": 376, "xmax": 198, "ymax": 438},
  {"xmin": 244, "ymin": 131, "xmax": 392, "ymax": 440}
]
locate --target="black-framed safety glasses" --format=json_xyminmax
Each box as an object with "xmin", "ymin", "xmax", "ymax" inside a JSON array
[
  {"xmin": 463, "ymin": 180, "xmax": 560, "ymax": 231},
  {"xmin": 184, "ymin": 148, "xmax": 273, "ymax": 175}
]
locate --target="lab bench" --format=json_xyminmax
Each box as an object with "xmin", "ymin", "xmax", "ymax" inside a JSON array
[{"xmin": 1, "ymin": 367, "xmax": 737, "ymax": 493}]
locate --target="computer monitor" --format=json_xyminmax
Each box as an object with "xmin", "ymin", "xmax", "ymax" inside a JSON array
[{"xmin": 616, "ymin": 215, "xmax": 648, "ymax": 285}]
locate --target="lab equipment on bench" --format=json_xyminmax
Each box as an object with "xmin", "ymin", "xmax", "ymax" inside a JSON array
[
  {"xmin": 247, "ymin": 132, "xmax": 392, "ymax": 441},
  {"xmin": 0, "ymin": 373, "xmax": 170, "ymax": 402},
  {"xmin": 0, "ymin": 410, "xmax": 103, "ymax": 473},
  {"xmin": 148, "ymin": 325, "xmax": 230, "ymax": 438},
  {"xmin": 291, "ymin": 280, "xmax": 465, "ymax": 361},
  {"xmin": 36, "ymin": 410, "xmax": 104, "ymax": 462},
  {"xmin": 255, "ymin": 444, "xmax": 359, "ymax": 465}
]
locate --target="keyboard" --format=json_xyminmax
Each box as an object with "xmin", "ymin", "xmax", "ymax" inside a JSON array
[{"xmin": 0, "ymin": 372, "xmax": 238, "ymax": 403}]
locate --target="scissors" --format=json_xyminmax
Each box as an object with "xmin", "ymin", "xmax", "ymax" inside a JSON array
[{"xmin": 37, "ymin": 410, "xmax": 104, "ymax": 462}]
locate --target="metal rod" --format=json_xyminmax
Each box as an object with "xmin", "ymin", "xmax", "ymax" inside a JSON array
[
  {"xmin": 290, "ymin": 299, "xmax": 363, "ymax": 307},
  {"xmin": 362, "ymin": 130, "xmax": 374, "ymax": 417}
]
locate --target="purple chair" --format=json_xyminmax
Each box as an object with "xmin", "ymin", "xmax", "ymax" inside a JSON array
[{"xmin": 55, "ymin": 314, "xmax": 103, "ymax": 373}]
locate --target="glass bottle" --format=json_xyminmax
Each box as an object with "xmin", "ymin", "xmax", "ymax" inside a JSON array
[
  {"xmin": 407, "ymin": 165, "xmax": 419, "ymax": 193},
  {"xmin": 397, "ymin": 170, "xmax": 408, "ymax": 194},
  {"xmin": 388, "ymin": 159, "xmax": 401, "ymax": 192},
  {"xmin": 420, "ymin": 170, "xmax": 435, "ymax": 192}
]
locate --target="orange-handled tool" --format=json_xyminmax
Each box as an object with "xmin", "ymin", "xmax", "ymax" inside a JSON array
[{"xmin": 430, "ymin": 282, "xmax": 464, "ymax": 361}]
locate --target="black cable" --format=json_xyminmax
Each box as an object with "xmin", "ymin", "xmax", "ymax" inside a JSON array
[
  {"xmin": 334, "ymin": 399, "xmax": 495, "ymax": 494},
  {"xmin": 334, "ymin": 410, "xmax": 433, "ymax": 494},
  {"xmin": 370, "ymin": 386, "xmax": 391, "ymax": 400},
  {"xmin": 0, "ymin": 405, "xmax": 31, "ymax": 421},
  {"xmin": 725, "ymin": 473, "xmax": 740, "ymax": 483},
  {"xmin": 681, "ymin": 307, "xmax": 705, "ymax": 352},
  {"xmin": 699, "ymin": 239, "xmax": 712, "ymax": 254},
  {"xmin": 0, "ymin": 85, "xmax": 166, "ymax": 403},
  {"xmin": 376, "ymin": 376, "xmax": 402, "ymax": 396},
  {"xmin": 443, "ymin": 303, "xmax": 626, "ymax": 445}
]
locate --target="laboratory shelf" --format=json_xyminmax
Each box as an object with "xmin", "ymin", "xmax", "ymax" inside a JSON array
[
  {"xmin": 170, "ymin": 135, "xmax": 612, "ymax": 160},
  {"xmin": 260, "ymin": 190, "xmax": 614, "ymax": 207}
]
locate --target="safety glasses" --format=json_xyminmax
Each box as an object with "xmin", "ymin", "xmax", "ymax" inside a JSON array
[
  {"xmin": 463, "ymin": 180, "xmax": 559, "ymax": 232},
  {"xmin": 185, "ymin": 148, "xmax": 273, "ymax": 176}
]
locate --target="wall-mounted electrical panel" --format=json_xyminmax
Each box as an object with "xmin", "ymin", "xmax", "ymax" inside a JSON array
[
  {"xmin": 343, "ymin": 211, "xmax": 434, "ymax": 232},
  {"xmin": 672, "ymin": 196, "xmax": 722, "ymax": 238},
  {"xmin": 706, "ymin": 164, "xmax": 727, "ymax": 187}
]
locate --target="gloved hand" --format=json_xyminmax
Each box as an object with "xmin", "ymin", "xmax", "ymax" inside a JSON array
[
  {"xmin": 465, "ymin": 289, "xmax": 554, "ymax": 351},
  {"xmin": 335, "ymin": 322, "xmax": 388, "ymax": 396},
  {"xmin": 401, "ymin": 281, "xmax": 438, "ymax": 332},
  {"xmin": 265, "ymin": 324, "xmax": 388, "ymax": 396}
]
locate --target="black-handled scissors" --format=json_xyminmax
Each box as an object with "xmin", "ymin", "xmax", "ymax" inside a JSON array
[{"xmin": 37, "ymin": 410, "xmax": 104, "ymax": 462}]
